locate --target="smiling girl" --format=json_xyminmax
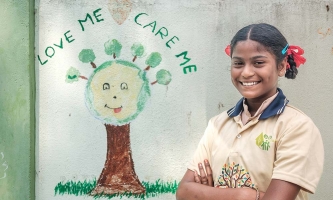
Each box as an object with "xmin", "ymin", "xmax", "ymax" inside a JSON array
[{"xmin": 176, "ymin": 23, "xmax": 324, "ymax": 200}]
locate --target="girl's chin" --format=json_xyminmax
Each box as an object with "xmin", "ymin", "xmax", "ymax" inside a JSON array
[{"xmin": 238, "ymin": 90, "xmax": 261, "ymax": 99}]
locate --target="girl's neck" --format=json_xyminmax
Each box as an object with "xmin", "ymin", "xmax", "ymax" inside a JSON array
[
  {"xmin": 244, "ymin": 90, "xmax": 279, "ymax": 117},
  {"xmin": 245, "ymin": 99, "xmax": 262, "ymax": 116}
]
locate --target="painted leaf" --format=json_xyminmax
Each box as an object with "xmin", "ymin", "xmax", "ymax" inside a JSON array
[
  {"xmin": 146, "ymin": 52, "xmax": 162, "ymax": 68},
  {"xmin": 104, "ymin": 39, "xmax": 122, "ymax": 58},
  {"xmin": 79, "ymin": 49, "xmax": 96, "ymax": 63},
  {"xmin": 156, "ymin": 69, "xmax": 172, "ymax": 85},
  {"xmin": 66, "ymin": 67, "xmax": 80, "ymax": 83},
  {"xmin": 131, "ymin": 43, "xmax": 145, "ymax": 57},
  {"xmin": 108, "ymin": 0, "xmax": 132, "ymax": 25}
]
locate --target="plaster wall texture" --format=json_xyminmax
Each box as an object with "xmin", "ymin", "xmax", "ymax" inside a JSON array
[
  {"xmin": 0, "ymin": 0, "xmax": 34, "ymax": 199},
  {"xmin": 35, "ymin": 0, "xmax": 333, "ymax": 200}
]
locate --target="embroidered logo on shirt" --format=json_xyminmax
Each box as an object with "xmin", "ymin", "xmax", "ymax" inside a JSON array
[
  {"xmin": 216, "ymin": 162, "xmax": 255, "ymax": 189},
  {"xmin": 256, "ymin": 132, "xmax": 274, "ymax": 151}
]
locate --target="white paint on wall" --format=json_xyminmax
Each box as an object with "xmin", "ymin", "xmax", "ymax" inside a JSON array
[
  {"xmin": 0, "ymin": 152, "xmax": 8, "ymax": 180},
  {"xmin": 36, "ymin": 0, "xmax": 333, "ymax": 199}
]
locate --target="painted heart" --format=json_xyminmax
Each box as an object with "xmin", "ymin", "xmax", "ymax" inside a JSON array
[{"xmin": 108, "ymin": 0, "xmax": 132, "ymax": 25}]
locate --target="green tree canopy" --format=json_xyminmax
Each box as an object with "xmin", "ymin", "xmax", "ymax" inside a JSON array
[
  {"xmin": 105, "ymin": 39, "xmax": 122, "ymax": 58},
  {"xmin": 131, "ymin": 43, "xmax": 145, "ymax": 57},
  {"xmin": 66, "ymin": 67, "xmax": 81, "ymax": 83},
  {"xmin": 156, "ymin": 69, "xmax": 172, "ymax": 85},
  {"xmin": 78, "ymin": 49, "xmax": 96, "ymax": 63},
  {"xmin": 145, "ymin": 52, "xmax": 162, "ymax": 68}
]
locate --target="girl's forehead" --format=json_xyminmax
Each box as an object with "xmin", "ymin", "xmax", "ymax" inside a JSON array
[{"xmin": 233, "ymin": 40, "xmax": 269, "ymax": 55}]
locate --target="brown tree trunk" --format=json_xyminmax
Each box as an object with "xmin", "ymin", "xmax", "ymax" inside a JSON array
[
  {"xmin": 90, "ymin": 124, "xmax": 145, "ymax": 195},
  {"xmin": 132, "ymin": 55, "xmax": 137, "ymax": 62},
  {"xmin": 151, "ymin": 80, "xmax": 158, "ymax": 85}
]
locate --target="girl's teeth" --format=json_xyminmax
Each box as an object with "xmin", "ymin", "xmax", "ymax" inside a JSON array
[{"xmin": 242, "ymin": 82, "xmax": 258, "ymax": 86}]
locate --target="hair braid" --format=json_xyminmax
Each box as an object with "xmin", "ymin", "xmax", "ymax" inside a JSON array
[{"xmin": 285, "ymin": 55, "xmax": 298, "ymax": 79}]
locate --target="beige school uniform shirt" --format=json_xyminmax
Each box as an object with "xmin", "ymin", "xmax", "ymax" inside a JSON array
[{"xmin": 189, "ymin": 89, "xmax": 324, "ymax": 200}]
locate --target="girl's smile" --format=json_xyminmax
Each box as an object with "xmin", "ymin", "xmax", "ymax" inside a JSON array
[{"xmin": 240, "ymin": 81, "xmax": 261, "ymax": 86}]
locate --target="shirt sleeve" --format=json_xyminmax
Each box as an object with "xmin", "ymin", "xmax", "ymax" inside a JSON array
[
  {"xmin": 188, "ymin": 117, "xmax": 217, "ymax": 173},
  {"xmin": 272, "ymin": 114, "xmax": 324, "ymax": 194}
]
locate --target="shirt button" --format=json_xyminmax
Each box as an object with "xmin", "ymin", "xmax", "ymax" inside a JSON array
[{"xmin": 236, "ymin": 134, "xmax": 241, "ymax": 139}]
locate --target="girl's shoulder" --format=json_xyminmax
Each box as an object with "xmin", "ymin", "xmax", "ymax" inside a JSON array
[
  {"xmin": 281, "ymin": 104, "xmax": 311, "ymax": 120},
  {"xmin": 278, "ymin": 104, "xmax": 319, "ymax": 131},
  {"xmin": 208, "ymin": 110, "xmax": 237, "ymax": 129}
]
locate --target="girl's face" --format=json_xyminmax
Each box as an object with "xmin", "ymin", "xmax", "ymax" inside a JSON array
[{"xmin": 231, "ymin": 40, "xmax": 286, "ymax": 104}]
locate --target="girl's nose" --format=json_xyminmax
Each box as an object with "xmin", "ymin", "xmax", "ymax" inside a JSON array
[{"xmin": 241, "ymin": 65, "xmax": 255, "ymax": 78}]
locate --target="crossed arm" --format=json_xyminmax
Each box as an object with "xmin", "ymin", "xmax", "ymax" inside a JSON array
[{"xmin": 176, "ymin": 160, "xmax": 301, "ymax": 200}]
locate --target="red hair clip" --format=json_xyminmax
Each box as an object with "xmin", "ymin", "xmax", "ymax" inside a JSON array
[
  {"xmin": 225, "ymin": 45, "xmax": 231, "ymax": 57},
  {"xmin": 285, "ymin": 45, "xmax": 306, "ymax": 69}
]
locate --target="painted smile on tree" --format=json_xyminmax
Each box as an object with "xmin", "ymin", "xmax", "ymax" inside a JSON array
[{"xmin": 104, "ymin": 104, "xmax": 123, "ymax": 113}]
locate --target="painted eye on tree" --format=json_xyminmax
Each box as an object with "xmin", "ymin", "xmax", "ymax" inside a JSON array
[
  {"xmin": 103, "ymin": 83, "xmax": 110, "ymax": 90},
  {"xmin": 120, "ymin": 82, "xmax": 128, "ymax": 90}
]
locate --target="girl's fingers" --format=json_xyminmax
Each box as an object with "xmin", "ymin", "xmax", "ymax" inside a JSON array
[
  {"xmin": 198, "ymin": 162, "xmax": 208, "ymax": 185},
  {"xmin": 194, "ymin": 170, "xmax": 201, "ymax": 183},
  {"xmin": 204, "ymin": 159, "xmax": 214, "ymax": 186}
]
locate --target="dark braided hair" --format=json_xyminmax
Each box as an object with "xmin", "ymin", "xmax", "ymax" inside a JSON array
[
  {"xmin": 286, "ymin": 55, "xmax": 298, "ymax": 79},
  {"xmin": 229, "ymin": 23, "xmax": 298, "ymax": 79}
]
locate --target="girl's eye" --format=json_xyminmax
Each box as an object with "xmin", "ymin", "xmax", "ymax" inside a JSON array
[
  {"xmin": 232, "ymin": 61, "xmax": 244, "ymax": 67},
  {"xmin": 120, "ymin": 82, "xmax": 128, "ymax": 90},
  {"xmin": 232, "ymin": 60, "xmax": 243, "ymax": 65},
  {"xmin": 254, "ymin": 61, "xmax": 265, "ymax": 66},
  {"xmin": 103, "ymin": 83, "xmax": 110, "ymax": 90}
]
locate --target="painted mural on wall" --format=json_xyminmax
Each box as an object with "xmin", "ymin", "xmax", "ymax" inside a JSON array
[
  {"xmin": 62, "ymin": 40, "xmax": 171, "ymax": 196},
  {"xmin": 37, "ymin": 0, "xmax": 214, "ymax": 199},
  {"xmin": 36, "ymin": 0, "xmax": 208, "ymax": 199}
]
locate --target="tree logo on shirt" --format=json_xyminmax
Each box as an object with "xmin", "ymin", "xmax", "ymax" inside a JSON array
[
  {"xmin": 216, "ymin": 162, "xmax": 255, "ymax": 189},
  {"xmin": 256, "ymin": 132, "xmax": 274, "ymax": 151}
]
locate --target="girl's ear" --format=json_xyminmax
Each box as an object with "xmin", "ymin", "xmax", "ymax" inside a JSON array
[{"xmin": 278, "ymin": 57, "xmax": 287, "ymax": 77}]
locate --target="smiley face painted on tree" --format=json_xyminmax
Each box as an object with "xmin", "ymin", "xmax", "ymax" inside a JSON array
[{"xmin": 85, "ymin": 60, "xmax": 150, "ymax": 125}]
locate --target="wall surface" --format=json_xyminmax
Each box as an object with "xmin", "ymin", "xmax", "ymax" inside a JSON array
[
  {"xmin": 0, "ymin": 0, "xmax": 35, "ymax": 199},
  {"xmin": 35, "ymin": 0, "xmax": 333, "ymax": 200}
]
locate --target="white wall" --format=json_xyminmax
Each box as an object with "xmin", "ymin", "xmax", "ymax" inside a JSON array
[{"xmin": 36, "ymin": 0, "xmax": 333, "ymax": 199}]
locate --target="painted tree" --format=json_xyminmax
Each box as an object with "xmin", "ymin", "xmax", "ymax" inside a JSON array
[
  {"xmin": 79, "ymin": 49, "xmax": 97, "ymax": 68},
  {"xmin": 104, "ymin": 39, "xmax": 122, "ymax": 59},
  {"xmin": 151, "ymin": 69, "xmax": 172, "ymax": 85},
  {"xmin": 145, "ymin": 52, "xmax": 162, "ymax": 71},
  {"xmin": 66, "ymin": 40, "xmax": 172, "ymax": 196},
  {"xmin": 131, "ymin": 43, "xmax": 145, "ymax": 62}
]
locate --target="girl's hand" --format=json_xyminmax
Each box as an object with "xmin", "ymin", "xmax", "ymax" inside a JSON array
[{"xmin": 194, "ymin": 159, "xmax": 214, "ymax": 186}]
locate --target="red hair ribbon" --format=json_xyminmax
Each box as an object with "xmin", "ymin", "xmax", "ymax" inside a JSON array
[
  {"xmin": 286, "ymin": 45, "xmax": 306, "ymax": 69},
  {"xmin": 225, "ymin": 44, "xmax": 231, "ymax": 57}
]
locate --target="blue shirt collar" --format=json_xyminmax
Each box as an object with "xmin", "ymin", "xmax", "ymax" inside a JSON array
[{"xmin": 227, "ymin": 88, "xmax": 289, "ymax": 120}]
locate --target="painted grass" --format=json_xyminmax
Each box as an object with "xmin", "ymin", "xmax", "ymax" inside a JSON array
[{"xmin": 54, "ymin": 179, "xmax": 179, "ymax": 199}]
